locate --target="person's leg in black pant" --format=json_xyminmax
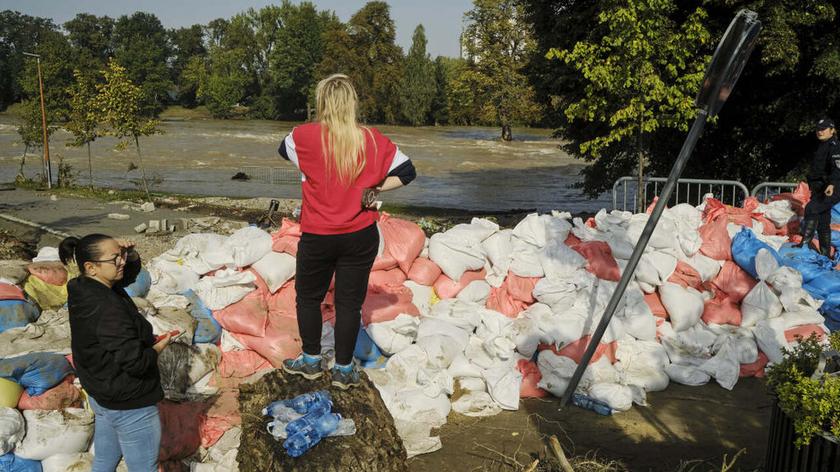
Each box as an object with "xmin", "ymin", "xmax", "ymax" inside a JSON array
[{"xmin": 818, "ymin": 207, "xmax": 833, "ymax": 257}]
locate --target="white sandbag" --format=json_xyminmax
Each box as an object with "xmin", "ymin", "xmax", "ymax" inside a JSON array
[
  {"xmin": 427, "ymin": 299, "xmax": 483, "ymax": 332},
  {"xmin": 593, "ymin": 209, "xmax": 632, "ymax": 230},
  {"xmin": 665, "ymin": 364, "xmax": 710, "ymax": 386},
  {"xmin": 509, "ymin": 239, "xmax": 545, "ymax": 278},
  {"xmin": 456, "ymin": 280, "xmax": 492, "ymax": 304},
  {"xmin": 754, "ymin": 249, "xmax": 780, "ymax": 281},
  {"xmin": 757, "ymin": 200, "xmax": 796, "ymax": 227},
  {"xmin": 250, "ymin": 251, "xmax": 295, "ymax": 293},
  {"xmin": 627, "ymin": 213, "xmax": 679, "ymax": 250},
  {"xmin": 417, "ymin": 318, "xmax": 470, "ymax": 353},
  {"xmin": 635, "ymin": 252, "xmax": 677, "ymax": 286},
  {"xmin": 367, "ymin": 314, "xmax": 419, "ymax": 356},
  {"xmin": 428, "ymin": 219, "xmax": 497, "ymax": 280},
  {"xmin": 457, "ymin": 377, "xmax": 487, "ymax": 392},
  {"xmin": 447, "ymin": 354, "xmax": 485, "ymax": 379},
  {"xmin": 0, "ymin": 407, "xmax": 24, "ymax": 455},
  {"xmin": 224, "ymin": 226, "xmax": 272, "ymax": 268},
  {"xmin": 192, "ymin": 268, "xmax": 256, "ymax": 310},
  {"xmin": 623, "ymin": 312, "xmax": 658, "ymax": 342},
  {"xmin": 615, "ymin": 340, "xmax": 670, "ymax": 392},
  {"xmin": 167, "ymin": 233, "xmax": 230, "ymax": 275},
  {"xmin": 660, "ymin": 283, "xmax": 704, "ymax": 331},
  {"xmin": 513, "ymin": 213, "xmax": 571, "ymax": 248},
  {"xmin": 42, "ymin": 453, "xmax": 94, "ymax": 472},
  {"xmin": 482, "ymin": 366, "xmax": 522, "ymax": 410},
  {"xmin": 740, "ymin": 282, "xmax": 783, "ymax": 327},
  {"xmin": 451, "ymin": 391, "xmax": 503, "ymax": 417},
  {"xmin": 539, "ymin": 240, "xmax": 586, "ymax": 279},
  {"xmin": 482, "ymin": 229, "xmax": 513, "ymax": 277},
  {"xmin": 419, "ymin": 237, "xmax": 430, "ymax": 259},
  {"xmin": 417, "ymin": 369, "xmax": 455, "ymax": 398},
  {"xmin": 510, "ymin": 316, "xmax": 540, "ymax": 358},
  {"xmin": 148, "ymin": 259, "xmax": 200, "ymax": 294},
  {"xmin": 732, "ymin": 336, "xmax": 759, "ymax": 364},
  {"xmin": 588, "ymin": 383, "xmax": 633, "ymax": 412},
  {"xmin": 532, "ymin": 276, "xmax": 582, "ymax": 308},
  {"xmin": 660, "ymin": 323, "xmax": 718, "ymax": 365},
  {"xmin": 15, "ymin": 408, "xmax": 94, "ymax": 460},
  {"xmin": 404, "ymin": 281, "xmax": 434, "ymax": 315},
  {"xmin": 145, "ymin": 287, "xmax": 191, "ymax": 309},
  {"xmin": 606, "ymin": 234, "xmax": 635, "ymax": 261},
  {"xmin": 393, "ymin": 419, "xmax": 442, "ymax": 458},
  {"xmin": 220, "ymin": 330, "xmax": 246, "ymax": 352},
  {"xmin": 779, "ymin": 288, "xmax": 823, "ymax": 314},
  {"xmin": 536, "ymin": 350, "xmax": 578, "ymax": 397},
  {"xmin": 781, "ymin": 309, "xmax": 826, "ymax": 329},
  {"xmin": 415, "ymin": 335, "xmax": 464, "ymax": 370},
  {"xmin": 686, "ymin": 253, "xmax": 722, "ymax": 282},
  {"xmin": 767, "ymin": 266, "xmax": 803, "ymax": 292},
  {"xmin": 699, "ymin": 343, "xmax": 740, "ymax": 390},
  {"xmin": 571, "ymin": 217, "xmax": 600, "ymax": 241}
]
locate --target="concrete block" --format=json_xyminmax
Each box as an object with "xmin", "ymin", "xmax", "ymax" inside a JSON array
[
  {"xmin": 140, "ymin": 202, "xmax": 155, "ymax": 212},
  {"xmin": 147, "ymin": 220, "xmax": 161, "ymax": 233},
  {"xmin": 134, "ymin": 223, "xmax": 148, "ymax": 233},
  {"xmin": 107, "ymin": 213, "xmax": 130, "ymax": 220}
]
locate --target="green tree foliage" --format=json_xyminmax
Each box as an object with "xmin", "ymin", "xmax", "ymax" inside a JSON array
[
  {"xmin": 195, "ymin": 47, "xmax": 252, "ymax": 119},
  {"xmin": 546, "ymin": 0, "xmax": 710, "ymax": 202},
  {"xmin": 441, "ymin": 58, "xmax": 476, "ymax": 126},
  {"xmin": 66, "ymin": 70, "xmax": 101, "ymax": 187},
  {"xmin": 168, "ymin": 24, "xmax": 206, "ymax": 107},
  {"xmin": 430, "ymin": 56, "xmax": 452, "ymax": 125},
  {"xmin": 18, "ymin": 28, "xmax": 75, "ymax": 121},
  {"xmin": 462, "ymin": 0, "xmax": 542, "ymax": 140},
  {"xmin": 63, "ymin": 13, "xmax": 114, "ymax": 73},
  {"xmin": 15, "ymin": 99, "xmax": 53, "ymax": 179},
  {"xmin": 96, "ymin": 59, "xmax": 163, "ymax": 201},
  {"xmin": 112, "ymin": 12, "xmax": 173, "ymax": 116},
  {"xmin": 0, "ymin": 11, "xmax": 57, "ymax": 110},
  {"xmin": 399, "ymin": 25, "xmax": 436, "ymax": 125}
]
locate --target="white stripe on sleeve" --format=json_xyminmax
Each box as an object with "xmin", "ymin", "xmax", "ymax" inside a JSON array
[
  {"xmin": 387, "ymin": 147, "xmax": 410, "ymax": 173},
  {"xmin": 285, "ymin": 133, "xmax": 300, "ymax": 168}
]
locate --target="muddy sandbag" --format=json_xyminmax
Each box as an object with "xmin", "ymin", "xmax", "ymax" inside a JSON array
[
  {"xmin": 23, "ymin": 275, "xmax": 66, "ymax": 310},
  {"xmin": 0, "ymin": 308, "xmax": 71, "ymax": 358},
  {"xmin": 41, "ymin": 452, "xmax": 93, "ymax": 472},
  {"xmin": 0, "ymin": 261, "xmax": 29, "ymax": 285},
  {"xmin": 143, "ymin": 306, "xmax": 198, "ymax": 345},
  {"xmin": 238, "ymin": 370, "xmax": 407, "ymax": 472},
  {"xmin": 17, "ymin": 376, "xmax": 81, "ymax": 410},
  {"xmin": 0, "ymin": 299, "xmax": 40, "ymax": 334},
  {"xmin": 0, "ymin": 407, "xmax": 24, "ymax": 455},
  {"xmin": 14, "ymin": 408, "xmax": 94, "ymax": 460},
  {"xmin": 158, "ymin": 342, "xmax": 221, "ymax": 401},
  {"xmin": 0, "ymin": 352, "xmax": 73, "ymax": 396},
  {"xmin": 26, "ymin": 262, "xmax": 67, "ymax": 286},
  {"xmin": 159, "ymin": 400, "xmax": 212, "ymax": 462}
]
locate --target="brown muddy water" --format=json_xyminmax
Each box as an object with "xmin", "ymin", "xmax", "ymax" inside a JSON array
[{"xmin": 0, "ymin": 115, "xmax": 610, "ymax": 212}]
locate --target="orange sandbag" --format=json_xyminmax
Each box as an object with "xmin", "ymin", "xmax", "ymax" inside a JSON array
[
  {"xmin": 407, "ymin": 257, "xmax": 442, "ymax": 286},
  {"xmin": 433, "ymin": 269, "xmax": 487, "ymax": 299},
  {"xmin": 212, "ymin": 350, "xmax": 272, "ymax": 390},
  {"xmin": 572, "ymin": 241, "xmax": 620, "ymax": 282},
  {"xmin": 368, "ymin": 268, "xmax": 407, "ymax": 288},
  {"xmin": 712, "ymin": 261, "xmax": 757, "ymax": 303},
  {"xmin": 517, "ymin": 359, "xmax": 547, "ymax": 398},
  {"xmin": 271, "ymin": 219, "xmax": 302, "ymax": 256},
  {"xmin": 0, "ymin": 283, "xmax": 24, "ymax": 301},
  {"xmin": 702, "ymin": 198, "xmax": 754, "ymax": 227},
  {"xmin": 27, "ymin": 262, "xmax": 68, "ymax": 286},
  {"xmin": 212, "ymin": 286, "xmax": 269, "ymax": 338},
  {"xmin": 504, "ymin": 272, "xmax": 540, "ymax": 304},
  {"xmin": 739, "ymin": 351, "xmax": 768, "ymax": 378},
  {"xmin": 233, "ymin": 317, "xmax": 301, "ymax": 367},
  {"xmin": 267, "ymin": 280, "xmax": 296, "ymax": 321},
  {"xmin": 159, "ymin": 400, "xmax": 210, "ymax": 461},
  {"xmin": 702, "ymin": 295, "xmax": 741, "ymax": 326},
  {"xmin": 668, "ymin": 261, "xmax": 704, "ymax": 291},
  {"xmin": 539, "ymin": 336, "xmax": 618, "ymax": 365},
  {"xmin": 372, "ymin": 251, "xmax": 399, "ymax": 271},
  {"xmin": 784, "ymin": 324, "xmax": 826, "ymax": 343},
  {"xmin": 379, "ymin": 214, "xmax": 425, "ymax": 273},
  {"xmin": 564, "ymin": 233, "xmax": 582, "ymax": 247},
  {"xmin": 486, "ymin": 285, "xmax": 529, "ymax": 318},
  {"xmin": 752, "ymin": 215, "xmax": 780, "ymax": 236},
  {"xmin": 201, "ymin": 389, "xmax": 240, "ymax": 448},
  {"xmin": 362, "ymin": 284, "xmax": 420, "ymax": 325},
  {"xmin": 644, "ymin": 292, "xmax": 668, "ymax": 318},
  {"xmin": 771, "ymin": 182, "xmax": 810, "ymax": 215},
  {"xmin": 698, "ymin": 215, "xmax": 732, "ymax": 261},
  {"xmin": 17, "ymin": 376, "xmax": 81, "ymax": 410}
]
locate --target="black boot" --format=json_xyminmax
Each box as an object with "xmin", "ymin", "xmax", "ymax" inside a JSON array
[
  {"xmin": 796, "ymin": 218, "xmax": 818, "ymax": 249},
  {"xmin": 819, "ymin": 230, "xmax": 833, "ymax": 258}
]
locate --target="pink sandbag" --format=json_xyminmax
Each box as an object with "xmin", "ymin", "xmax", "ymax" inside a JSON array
[
  {"xmin": 362, "ymin": 284, "xmax": 420, "ymax": 325},
  {"xmin": 504, "ymin": 272, "xmax": 540, "ymax": 304},
  {"xmin": 201, "ymin": 389, "xmax": 241, "ymax": 449},
  {"xmin": 564, "ymin": 233, "xmax": 582, "ymax": 247},
  {"xmin": 644, "ymin": 292, "xmax": 668, "ymax": 318},
  {"xmin": 702, "ymin": 294, "xmax": 741, "ymax": 326},
  {"xmin": 0, "ymin": 283, "xmax": 24, "ymax": 301},
  {"xmin": 739, "ymin": 351, "xmax": 768, "ymax": 378},
  {"xmin": 232, "ymin": 316, "xmax": 301, "ymax": 367},
  {"xmin": 571, "ymin": 241, "xmax": 620, "ymax": 282},
  {"xmin": 212, "ymin": 273, "xmax": 269, "ymax": 337},
  {"xmin": 668, "ymin": 261, "xmax": 704, "ymax": 291},
  {"xmin": 538, "ymin": 336, "xmax": 618, "ymax": 365},
  {"xmin": 784, "ymin": 324, "xmax": 826, "ymax": 343},
  {"xmin": 372, "ymin": 251, "xmax": 399, "ymax": 271},
  {"xmin": 517, "ymin": 359, "xmax": 548, "ymax": 398},
  {"xmin": 771, "ymin": 181, "xmax": 810, "ymax": 216},
  {"xmin": 17, "ymin": 375, "xmax": 81, "ymax": 410},
  {"xmin": 702, "ymin": 198, "xmax": 754, "ymax": 227},
  {"xmin": 379, "ymin": 214, "xmax": 425, "ymax": 273},
  {"xmin": 368, "ymin": 268, "xmax": 407, "ymax": 288},
  {"xmin": 267, "ymin": 280, "xmax": 296, "ymax": 321},
  {"xmin": 433, "ymin": 269, "xmax": 487, "ymax": 299},
  {"xmin": 211, "ymin": 350, "xmax": 272, "ymax": 390},
  {"xmin": 407, "ymin": 257, "xmax": 442, "ymax": 286},
  {"xmin": 752, "ymin": 215, "xmax": 780, "ymax": 236},
  {"xmin": 486, "ymin": 285, "xmax": 529, "ymax": 318},
  {"xmin": 698, "ymin": 215, "xmax": 732, "ymax": 261},
  {"xmin": 27, "ymin": 262, "xmax": 68, "ymax": 286},
  {"xmin": 271, "ymin": 218, "xmax": 302, "ymax": 256},
  {"xmin": 712, "ymin": 261, "xmax": 757, "ymax": 303}
]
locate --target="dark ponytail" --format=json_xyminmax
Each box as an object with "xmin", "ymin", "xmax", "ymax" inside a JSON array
[{"xmin": 59, "ymin": 234, "xmax": 111, "ymax": 274}]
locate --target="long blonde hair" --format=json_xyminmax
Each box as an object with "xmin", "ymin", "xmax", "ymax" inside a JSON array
[{"xmin": 315, "ymin": 74, "xmax": 370, "ymax": 186}]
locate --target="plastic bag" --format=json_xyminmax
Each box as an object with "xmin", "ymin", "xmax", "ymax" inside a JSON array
[
  {"xmin": 0, "ymin": 300, "xmax": 40, "ymax": 334},
  {"xmin": 0, "ymin": 352, "xmax": 73, "ymax": 396},
  {"xmin": 660, "ymin": 283, "xmax": 704, "ymax": 331}
]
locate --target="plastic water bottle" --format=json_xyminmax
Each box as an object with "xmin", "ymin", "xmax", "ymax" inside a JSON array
[
  {"xmin": 263, "ymin": 390, "xmax": 331, "ymax": 416},
  {"xmin": 262, "ymin": 403, "xmax": 304, "ymax": 423},
  {"xmin": 285, "ymin": 399, "xmax": 333, "ymax": 437},
  {"xmin": 283, "ymin": 413, "xmax": 342, "ymax": 457},
  {"xmin": 571, "ymin": 393, "xmax": 613, "ymax": 416},
  {"xmin": 331, "ymin": 418, "xmax": 357, "ymax": 437}
]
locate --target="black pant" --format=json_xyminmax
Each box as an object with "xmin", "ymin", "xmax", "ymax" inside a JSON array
[
  {"xmin": 804, "ymin": 192, "xmax": 839, "ymax": 237},
  {"xmin": 295, "ymin": 223, "xmax": 379, "ymax": 365}
]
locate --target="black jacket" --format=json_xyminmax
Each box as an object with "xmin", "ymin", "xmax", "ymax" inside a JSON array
[
  {"xmin": 808, "ymin": 135, "xmax": 840, "ymax": 192},
  {"xmin": 67, "ymin": 255, "xmax": 163, "ymax": 410}
]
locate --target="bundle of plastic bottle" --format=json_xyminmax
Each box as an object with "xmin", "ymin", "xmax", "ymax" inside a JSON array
[
  {"xmin": 263, "ymin": 390, "xmax": 357, "ymax": 457},
  {"xmin": 571, "ymin": 393, "xmax": 614, "ymax": 416}
]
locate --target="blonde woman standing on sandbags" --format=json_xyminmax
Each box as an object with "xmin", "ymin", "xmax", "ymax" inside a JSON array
[
  {"xmin": 278, "ymin": 74, "xmax": 416, "ymax": 389},
  {"xmin": 60, "ymin": 235, "xmax": 172, "ymax": 471}
]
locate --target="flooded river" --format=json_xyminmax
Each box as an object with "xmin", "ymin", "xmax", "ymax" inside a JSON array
[{"xmin": 0, "ymin": 115, "xmax": 610, "ymax": 213}]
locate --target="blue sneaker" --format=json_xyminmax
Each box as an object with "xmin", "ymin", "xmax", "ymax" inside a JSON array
[
  {"xmin": 282, "ymin": 353, "xmax": 323, "ymax": 380},
  {"xmin": 330, "ymin": 363, "xmax": 361, "ymax": 390}
]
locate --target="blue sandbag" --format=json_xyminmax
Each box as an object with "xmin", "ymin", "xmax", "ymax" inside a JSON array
[
  {"xmin": 0, "ymin": 453, "xmax": 42, "ymax": 472},
  {"xmin": 832, "ymin": 202, "xmax": 840, "ymax": 225},
  {"xmin": 180, "ymin": 289, "xmax": 222, "ymax": 344},
  {"xmin": 731, "ymin": 228, "xmax": 782, "ymax": 279},
  {"xmin": 124, "ymin": 269, "xmax": 152, "ymax": 298},
  {"xmin": 778, "ymin": 244, "xmax": 835, "ymax": 283},
  {"xmin": 0, "ymin": 299, "xmax": 40, "ymax": 334},
  {"xmin": 803, "ymin": 271, "xmax": 840, "ymax": 299},
  {"xmin": 0, "ymin": 352, "xmax": 73, "ymax": 397},
  {"xmin": 353, "ymin": 328, "xmax": 386, "ymax": 369}
]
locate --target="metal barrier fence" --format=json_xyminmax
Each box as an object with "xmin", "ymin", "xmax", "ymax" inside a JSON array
[
  {"xmin": 751, "ymin": 182, "xmax": 798, "ymax": 201},
  {"xmin": 612, "ymin": 176, "xmax": 750, "ymax": 212},
  {"xmin": 237, "ymin": 166, "xmax": 301, "ymax": 184}
]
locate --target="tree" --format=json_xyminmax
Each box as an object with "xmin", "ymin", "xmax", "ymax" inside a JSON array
[
  {"xmin": 462, "ymin": 0, "xmax": 542, "ymax": 140},
  {"xmin": 96, "ymin": 60, "xmax": 162, "ymax": 201},
  {"xmin": 64, "ymin": 13, "xmax": 114, "ymax": 73},
  {"xmin": 546, "ymin": 0, "xmax": 710, "ymax": 206},
  {"xmin": 15, "ymin": 99, "xmax": 51, "ymax": 180},
  {"xmin": 0, "ymin": 11, "xmax": 57, "ymax": 110},
  {"xmin": 112, "ymin": 12, "xmax": 173, "ymax": 115},
  {"xmin": 66, "ymin": 70, "xmax": 101, "ymax": 188},
  {"xmin": 19, "ymin": 28, "xmax": 75, "ymax": 121},
  {"xmin": 168, "ymin": 24, "xmax": 206, "ymax": 107},
  {"xmin": 430, "ymin": 56, "xmax": 451, "ymax": 125},
  {"xmin": 399, "ymin": 25, "xmax": 436, "ymax": 125}
]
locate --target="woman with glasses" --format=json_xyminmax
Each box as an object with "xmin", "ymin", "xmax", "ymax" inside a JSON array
[{"xmin": 60, "ymin": 234, "xmax": 172, "ymax": 472}]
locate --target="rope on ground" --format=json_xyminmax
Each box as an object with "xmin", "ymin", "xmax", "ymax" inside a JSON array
[{"xmin": 0, "ymin": 213, "xmax": 76, "ymax": 239}]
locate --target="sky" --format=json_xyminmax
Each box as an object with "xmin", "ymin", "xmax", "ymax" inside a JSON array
[{"xmin": 2, "ymin": 0, "xmax": 474, "ymax": 58}]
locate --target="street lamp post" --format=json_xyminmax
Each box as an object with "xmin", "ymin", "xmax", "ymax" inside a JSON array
[{"xmin": 23, "ymin": 52, "xmax": 51, "ymax": 189}]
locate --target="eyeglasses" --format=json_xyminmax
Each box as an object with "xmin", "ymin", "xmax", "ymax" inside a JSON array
[{"xmin": 90, "ymin": 248, "xmax": 128, "ymax": 266}]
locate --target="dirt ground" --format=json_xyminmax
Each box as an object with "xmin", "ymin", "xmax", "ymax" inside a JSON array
[{"xmin": 0, "ymin": 187, "xmax": 772, "ymax": 472}]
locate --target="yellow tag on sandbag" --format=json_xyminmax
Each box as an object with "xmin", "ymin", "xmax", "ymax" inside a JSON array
[
  {"xmin": 430, "ymin": 289, "xmax": 440, "ymax": 306},
  {"xmin": 23, "ymin": 275, "xmax": 67, "ymax": 309}
]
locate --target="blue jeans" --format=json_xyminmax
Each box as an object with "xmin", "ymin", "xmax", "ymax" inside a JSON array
[{"xmin": 89, "ymin": 396, "xmax": 161, "ymax": 472}]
